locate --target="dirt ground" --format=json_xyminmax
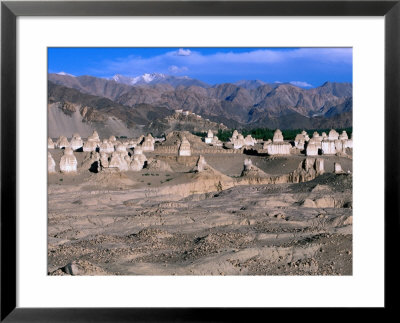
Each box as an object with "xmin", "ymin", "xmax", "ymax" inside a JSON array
[{"xmin": 48, "ymin": 151, "xmax": 352, "ymax": 276}]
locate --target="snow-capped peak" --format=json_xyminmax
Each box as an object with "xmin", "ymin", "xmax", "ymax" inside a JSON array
[
  {"xmin": 141, "ymin": 73, "xmax": 166, "ymax": 83},
  {"xmin": 109, "ymin": 73, "xmax": 209, "ymax": 88},
  {"xmin": 111, "ymin": 73, "xmax": 168, "ymax": 85},
  {"xmin": 56, "ymin": 71, "xmax": 75, "ymax": 77}
]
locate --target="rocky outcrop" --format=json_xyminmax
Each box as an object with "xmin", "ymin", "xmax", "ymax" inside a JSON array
[
  {"xmin": 146, "ymin": 158, "xmax": 173, "ymax": 172},
  {"xmin": 239, "ymin": 159, "xmax": 270, "ymax": 184},
  {"xmin": 289, "ymin": 157, "xmax": 325, "ymax": 183}
]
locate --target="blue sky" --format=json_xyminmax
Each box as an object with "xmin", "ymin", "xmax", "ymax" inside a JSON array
[{"xmin": 48, "ymin": 47, "xmax": 352, "ymax": 87}]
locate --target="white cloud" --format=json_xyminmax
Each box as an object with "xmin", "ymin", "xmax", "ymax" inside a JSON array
[
  {"xmin": 290, "ymin": 81, "xmax": 313, "ymax": 87},
  {"xmin": 168, "ymin": 65, "xmax": 188, "ymax": 74},
  {"xmin": 93, "ymin": 48, "xmax": 352, "ymax": 80},
  {"xmin": 290, "ymin": 48, "xmax": 352, "ymax": 64},
  {"xmin": 176, "ymin": 48, "xmax": 191, "ymax": 56}
]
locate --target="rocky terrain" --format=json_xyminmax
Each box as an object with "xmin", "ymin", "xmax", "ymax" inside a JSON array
[
  {"xmin": 48, "ymin": 151, "xmax": 352, "ymax": 276},
  {"xmin": 48, "ymin": 82, "xmax": 225, "ymax": 138},
  {"xmin": 48, "ymin": 73, "xmax": 352, "ymax": 137}
]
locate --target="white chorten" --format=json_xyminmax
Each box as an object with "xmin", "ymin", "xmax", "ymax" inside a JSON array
[
  {"xmin": 57, "ymin": 136, "xmax": 69, "ymax": 149},
  {"xmin": 133, "ymin": 146, "xmax": 147, "ymax": 165},
  {"xmin": 83, "ymin": 140, "xmax": 98, "ymax": 152},
  {"xmin": 328, "ymin": 129, "xmax": 339, "ymax": 141},
  {"xmin": 59, "ymin": 147, "xmax": 77, "ymax": 173},
  {"xmin": 265, "ymin": 129, "xmax": 291, "ymax": 155},
  {"xmin": 130, "ymin": 155, "xmax": 144, "ymax": 171},
  {"xmin": 88, "ymin": 130, "xmax": 100, "ymax": 143},
  {"xmin": 70, "ymin": 133, "xmax": 83, "ymax": 151},
  {"xmin": 48, "ymin": 152, "xmax": 56, "ymax": 173},
  {"xmin": 321, "ymin": 140, "xmax": 336, "ymax": 155},
  {"xmin": 99, "ymin": 140, "xmax": 114, "ymax": 154},
  {"xmin": 306, "ymin": 143, "xmax": 318, "ymax": 156},
  {"xmin": 339, "ymin": 131, "xmax": 348, "ymax": 140},
  {"xmin": 108, "ymin": 152, "xmax": 129, "ymax": 171},
  {"xmin": 205, "ymin": 130, "xmax": 214, "ymax": 144},
  {"xmin": 273, "ymin": 129, "xmax": 284, "ymax": 143},
  {"xmin": 141, "ymin": 134, "xmax": 155, "ymax": 152},
  {"xmin": 231, "ymin": 130, "xmax": 239, "ymax": 140}
]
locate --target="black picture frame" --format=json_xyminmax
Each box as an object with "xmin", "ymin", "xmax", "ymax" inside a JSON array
[{"xmin": 1, "ymin": 1, "xmax": 399, "ymax": 321}]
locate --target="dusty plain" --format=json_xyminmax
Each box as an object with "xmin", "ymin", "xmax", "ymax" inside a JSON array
[{"xmin": 48, "ymin": 149, "xmax": 352, "ymax": 276}]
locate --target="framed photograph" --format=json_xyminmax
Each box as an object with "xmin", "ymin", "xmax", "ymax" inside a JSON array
[{"xmin": 1, "ymin": 0, "xmax": 398, "ymax": 321}]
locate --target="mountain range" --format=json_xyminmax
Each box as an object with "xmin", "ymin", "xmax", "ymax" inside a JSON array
[{"xmin": 48, "ymin": 73, "xmax": 352, "ymax": 138}]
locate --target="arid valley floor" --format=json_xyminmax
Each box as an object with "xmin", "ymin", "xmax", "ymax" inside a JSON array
[{"xmin": 48, "ymin": 144, "xmax": 352, "ymax": 276}]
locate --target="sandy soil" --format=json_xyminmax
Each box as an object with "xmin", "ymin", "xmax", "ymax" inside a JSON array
[{"xmin": 48, "ymin": 151, "xmax": 352, "ymax": 275}]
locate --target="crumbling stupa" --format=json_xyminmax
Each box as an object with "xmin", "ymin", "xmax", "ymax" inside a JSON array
[
  {"xmin": 179, "ymin": 137, "xmax": 191, "ymax": 156},
  {"xmin": 232, "ymin": 134, "xmax": 245, "ymax": 149},
  {"xmin": 193, "ymin": 155, "xmax": 209, "ymax": 172},
  {"xmin": 141, "ymin": 134, "xmax": 155, "ymax": 152},
  {"xmin": 99, "ymin": 152, "xmax": 109, "ymax": 169},
  {"xmin": 334, "ymin": 162, "xmax": 344, "ymax": 174}
]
